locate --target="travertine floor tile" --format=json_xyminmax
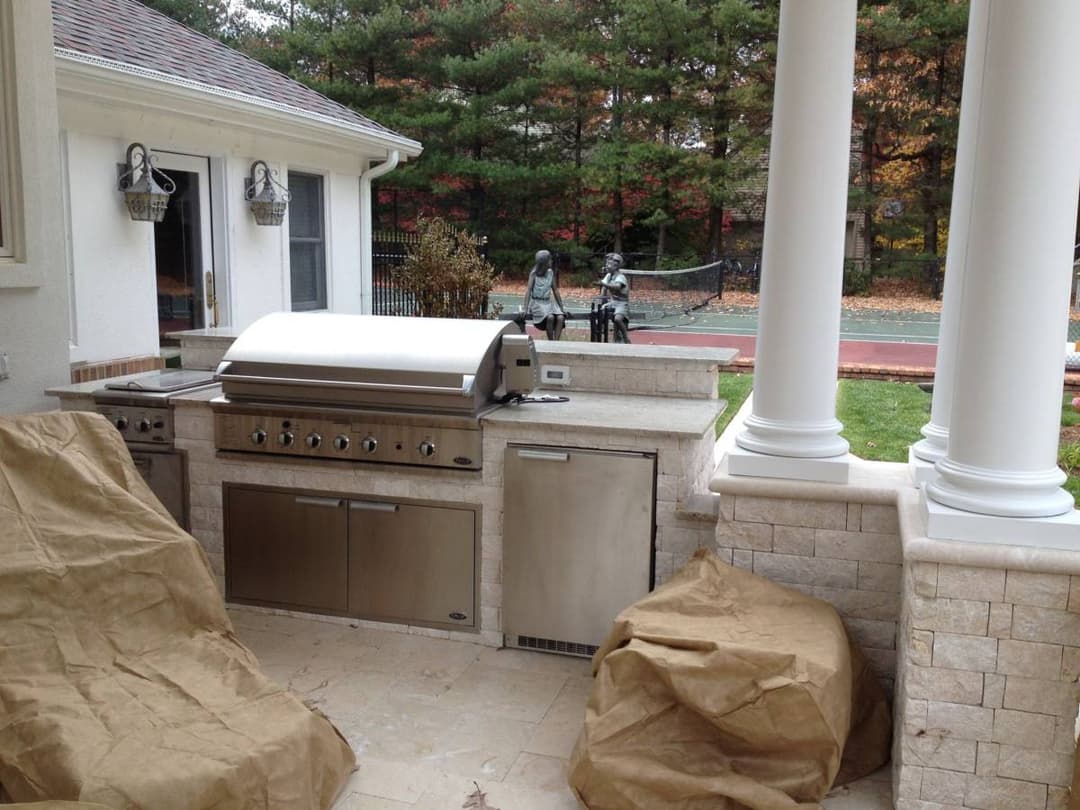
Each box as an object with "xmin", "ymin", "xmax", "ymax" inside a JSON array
[
  {"xmin": 523, "ymin": 676, "xmax": 591, "ymax": 759},
  {"xmin": 436, "ymin": 662, "xmax": 568, "ymax": 723},
  {"xmin": 504, "ymin": 752, "xmax": 571, "ymax": 792},
  {"xmin": 342, "ymin": 696, "xmax": 535, "ymax": 780},
  {"xmin": 230, "ymin": 609, "xmax": 893, "ymax": 810}
]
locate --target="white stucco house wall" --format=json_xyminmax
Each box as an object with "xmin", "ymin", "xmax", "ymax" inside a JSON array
[
  {"xmin": 49, "ymin": 0, "xmax": 421, "ymax": 383},
  {"xmin": 0, "ymin": 1, "xmax": 70, "ymax": 413}
]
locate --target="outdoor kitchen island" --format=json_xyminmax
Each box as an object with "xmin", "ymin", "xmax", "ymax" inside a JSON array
[{"xmin": 165, "ymin": 337, "xmax": 735, "ymax": 650}]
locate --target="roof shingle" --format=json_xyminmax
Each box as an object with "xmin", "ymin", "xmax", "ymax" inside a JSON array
[{"xmin": 51, "ymin": 0, "xmax": 406, "ymax": 141}]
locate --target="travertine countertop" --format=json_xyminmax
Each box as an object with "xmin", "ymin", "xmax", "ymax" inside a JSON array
[
  {"xmin": 483, "ymin": 390, "xmax": 723, "ymax": 437},
  {"xmin": 45, "ymin": 370, "xmax": 163, "ymax": 398}
]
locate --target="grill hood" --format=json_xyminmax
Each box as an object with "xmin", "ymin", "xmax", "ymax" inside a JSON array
[{"xmin": 215, "ymin": 312, "xmax": 535, "ymax": 414}]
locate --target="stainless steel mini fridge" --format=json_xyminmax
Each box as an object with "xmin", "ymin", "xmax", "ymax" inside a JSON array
[{"xmin": 502, "ymin": 443, "xmax": 656, "ymax": 656}]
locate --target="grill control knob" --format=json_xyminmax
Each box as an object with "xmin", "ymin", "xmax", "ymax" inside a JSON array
[
  {"xmin": 114, "ymin": 415, "xmax": 129, "ymax": 431},
  {"xmin": 278, "ymin": 431, "xmax": 295, "ymax": 447},
  {"xmin": 250, "ymin": 429, "xmax": 267, "ymax": 446},
  {"xmin": 136, "ymin": 418, "xmax": 152, "ymax": 433},
  {"xmin": 305, "ymin": 432, "xmax": 322, "ymax": 449},
  {"xmin": 418, "ymin": 440, "xmax": 436, "ymax": 458},
  {"xmin": 360, "ymin": 436, "xmax": 378, "ymax": 454},
  {"xmin": 332, "ymin": 434, "xmax": 350, "ymax": 452}
]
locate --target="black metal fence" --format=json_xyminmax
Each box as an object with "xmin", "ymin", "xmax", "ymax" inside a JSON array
[{"xmin": 372, "ymin": 230, "xmax": 490, "ymax": 317}]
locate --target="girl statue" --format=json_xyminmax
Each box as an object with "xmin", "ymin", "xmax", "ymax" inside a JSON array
[{"xmin": 522, "ymin": 249, "xmax": 566, "ymax": 340}]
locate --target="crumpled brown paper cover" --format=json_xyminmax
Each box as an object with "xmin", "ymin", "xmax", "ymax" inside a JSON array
[
  {"xmin": 568, "ymin": 549, "xmax": 891, "ymax": 810},
  {"xmin": 0, "ymin": 412, "xmax": 356, "ymax": 809}
]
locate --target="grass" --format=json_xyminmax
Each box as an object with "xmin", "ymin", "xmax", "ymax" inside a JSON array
[
  {"xmin": 1060, "ymin": 393, "xmax": 1080, "ymax": 501},
  {"xmin": 836, "ymin": 379, "xmax": 928, "ymax": 462},
  {"xmin": 716, "ymin": 375, "xmax": 1080, "ymax": 503},
  {"xmin": 716, "ymin": 372, "xmax": 754, "ymax": 435}
]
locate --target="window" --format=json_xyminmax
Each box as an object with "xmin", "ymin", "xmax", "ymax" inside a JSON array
[{"xmin": 288, "ymin": 171, "xmax": 326, "ymax": 311}]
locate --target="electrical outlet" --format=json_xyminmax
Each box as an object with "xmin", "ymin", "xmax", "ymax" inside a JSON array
[{"xmin": 0, "ymin": 351, "xmax": 9, "ymax": 380}]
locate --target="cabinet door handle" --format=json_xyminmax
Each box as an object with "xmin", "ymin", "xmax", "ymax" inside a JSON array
[
  {"xmin": 295, "ymin": 496, "xmax": 343, "ymax": 508},
  {"xmin": 516, "ymin": 449, "xmax": 570, "ymax": 462},
  {"xmin": 348, "ymin": 500, "xmax": 399, "ymax": 513}
]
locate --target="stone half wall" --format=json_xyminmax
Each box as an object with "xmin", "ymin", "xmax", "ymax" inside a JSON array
[
  {"xmin": 894, "ymin": 557, "xmax": 1080, "ymax": 810},
  {"xmin": 712, "ymin": 493, "xmax": 902, "ymax": 696},
  {"xmin": 709, "ymin": 452, "xmax": 1080, "ymax": 810}
]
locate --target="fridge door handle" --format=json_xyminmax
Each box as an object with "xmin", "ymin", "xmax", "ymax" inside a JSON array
[
  {"xmin": 348, "ymin": 500, "xmax": 400, "ymax": 513},
  {"xmin": 294, "ymin": 496, "xmax": 343, "ymax": 508},
  {"xmin": 516, "ymin": 449, "xmax": 570, "ymax": 462}
]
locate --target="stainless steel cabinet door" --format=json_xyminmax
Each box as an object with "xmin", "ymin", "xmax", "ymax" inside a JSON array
[
  {"xmin": 503, "ymin": 445, "xmax": 655, "ymax": 652},
  {"xmin": 225, "ymin": 487, "xmax": 349, "ymax": 612},
  {"xmin": 130, "ymin": 449, "xmax": 188, "ymax": 530},
  {"xmin": 347, "ymin": 500, "xmax": 477, "ymax": 629}
]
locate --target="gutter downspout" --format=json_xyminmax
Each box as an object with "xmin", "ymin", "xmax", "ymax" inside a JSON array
[{"xmin": 359, "ymin": 150, "xmax": 401, "ymax": 314}]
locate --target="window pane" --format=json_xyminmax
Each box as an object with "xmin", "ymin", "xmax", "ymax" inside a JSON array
[
  {"xmin": 288, "ymin": 173, "xmax": 322, "ymax": 240},
  {"xmin": 288, "ymin": 171, "xmax": 325, "ymax": 310},
  {"xmin": 290, "ymin": 241, "xmax": 326, "ymax": 311}
]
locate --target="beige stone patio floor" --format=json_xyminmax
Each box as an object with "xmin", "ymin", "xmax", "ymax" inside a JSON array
[{"xmin": 229, "ymin": 606, "xmax": 893, "ymax": 809}]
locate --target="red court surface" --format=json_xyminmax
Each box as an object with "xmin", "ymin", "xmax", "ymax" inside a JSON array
[{"xmin": 580, "ymin": 328, "xmax": 939, "ymax": 372}]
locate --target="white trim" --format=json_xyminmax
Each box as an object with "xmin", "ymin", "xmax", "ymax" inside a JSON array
[
  {"xmin": 54, "ymin": 50, "xmax": 422, "ymax": 158},
  {"xmin": 285, "ymin": 167, "xmax": 329, "ymax": 313},
  {"xmin": 0, "ymin": 4, "xmax": 22, "ymax": 262}
]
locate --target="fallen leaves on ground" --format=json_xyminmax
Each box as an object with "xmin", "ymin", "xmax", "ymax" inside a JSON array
[{"xmin": 463, "ymin": 782, "xmax": 500, "ymax": 810}]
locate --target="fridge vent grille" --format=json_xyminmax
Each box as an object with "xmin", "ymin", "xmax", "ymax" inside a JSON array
[{"xmin": 515, "ymin": 634, "xmax": 598, "ymax": 658}]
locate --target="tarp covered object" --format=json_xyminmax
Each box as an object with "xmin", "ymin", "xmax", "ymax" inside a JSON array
[
  {"xmin": 0, "ymin": 412, "xmax": 356, "ymax": 809},
  {"xmin": 569, "ymin": 549, "xmax": 891, "ymax": 810}
]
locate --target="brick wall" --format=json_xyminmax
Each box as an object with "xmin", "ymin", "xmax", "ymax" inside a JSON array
[{"xmin": 70, "ymin": 354, "xmax": 163, "ymax": 383}]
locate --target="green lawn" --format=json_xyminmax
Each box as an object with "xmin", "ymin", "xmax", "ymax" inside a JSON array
[
  {"xmin": 836, "ymin": 379, "xmax": 927, "ymax": 462},
  {"xmin": 716, "ymin": 372, "xmax": 754, "ymax": 435},
  {"xmin": 716, "ymin": 374, "xmax": 1080, "ymax": 502}
]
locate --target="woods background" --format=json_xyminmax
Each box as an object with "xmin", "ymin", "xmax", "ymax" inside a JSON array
[{"xmin": 141, "ymin": 0, "xmax": 969, "ymax": 285}]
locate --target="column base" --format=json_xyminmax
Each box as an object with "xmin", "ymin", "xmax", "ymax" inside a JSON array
[
  {"xmin": 736, "ymin": 414, "xmax": 850, "ymax": 459},
  {"xmin": 921, "ymin": 487, "xmax": 1080, "ymax": 550},
  {"xmin": 927, "ymin": 457, "xmax": 1074, "ymax": 518},
  {"xmin": 908, "ymin": 446, "xmax": 938, "ymax": 485},
  {"xmin": 910, "ymin": 421, "xmax": 948, "ymax": 465},
  {"xmin": 726, "ymin": 444, "xmax": 850, "ymax": 484}
]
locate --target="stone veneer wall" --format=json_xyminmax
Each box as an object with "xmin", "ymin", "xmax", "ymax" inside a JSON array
[
  {"xmin": 711, "ymin": 493, "xmax": 902, "ymax": 693},
  {"xmin": 894, "ymin": 559, "xmax": 1080, "ymax": 810},
  {"xmin": 176, "ymin": 404, "xmax": 716, "ymax": 649},
  {"xmin": 535, "ymin": 344, "xmax": 727, "ymax": 399},
  {"xmin": 709, "ymin": 459, "xmax": 1079, "ymax": 810}
]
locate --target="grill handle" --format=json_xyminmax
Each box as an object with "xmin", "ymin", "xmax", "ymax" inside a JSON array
[{"xmin": 215, "ymin": 370, "xmax": 475, "ymax": 398}]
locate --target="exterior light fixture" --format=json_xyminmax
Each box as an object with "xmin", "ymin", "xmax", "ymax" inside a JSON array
[
  {"xmin": 117, "ymin": 142, "xmax": 175, "ymax": 223},
  {"xmin": 244, "ymin": 160, "xmax": 291, "ymax": 226}
]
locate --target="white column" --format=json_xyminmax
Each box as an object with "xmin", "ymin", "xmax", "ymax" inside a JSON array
[
  {"xmin": 730, "ymin": 0, "xmax": 856, "ymax": 483},
  {"xmin": 926, "ymin": 0, "xmax": 1080, "ymax": 524},
  {"xmin": 910, "ymin": 0, "xmax": 989, "ymax": 479}
]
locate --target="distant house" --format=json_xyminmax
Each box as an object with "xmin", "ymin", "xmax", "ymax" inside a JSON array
[{"xmin": 50, "ymin": 0, "xmax": 421, "ymax": 380}]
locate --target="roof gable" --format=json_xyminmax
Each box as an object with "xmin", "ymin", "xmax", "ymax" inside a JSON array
[{"xmin": 51, "ymin": 0, "xmax": 404, "ymax": 141}]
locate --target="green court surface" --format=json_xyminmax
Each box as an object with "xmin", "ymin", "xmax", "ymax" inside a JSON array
[{"xmin": 490, "ymin": 293, "xmax": 941, "ymax": 345}]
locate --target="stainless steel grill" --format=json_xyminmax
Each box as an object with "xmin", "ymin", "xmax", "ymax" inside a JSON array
[
  {"xmin": 93, "ymin": 369, "xmax": 218, "ymax": 530},
  {"xmin": 212, "ymin": 313, "xmax": 536, "ymax": 470}
]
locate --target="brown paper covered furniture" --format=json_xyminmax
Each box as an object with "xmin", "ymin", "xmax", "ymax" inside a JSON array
[
  {"xmin": 0, "ymin": 412, "xmax": 355, "ymax": 809},
  {"xmin": 569, "ymin": 549, "xmax": 891, "ymax": 810}
]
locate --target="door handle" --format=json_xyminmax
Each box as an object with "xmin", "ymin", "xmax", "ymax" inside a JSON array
[
  {"xmin": 348, "ymin": 500, "xmax": 399, "ymax": 513},
  {"xmin": 516, "ymin": 449, "xmax": 569, "ymax": 462},
  {"xmin": 295, "ymin": 496, "xmax": 343, "ymax": 508}
]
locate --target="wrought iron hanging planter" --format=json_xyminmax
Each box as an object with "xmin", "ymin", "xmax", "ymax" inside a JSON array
[
  {"xmin": 117, "ymin": 143, "xmax": 175, "ymax": 223},
  {"xmin": 244, "ymin": 160, "xmax": 291, "ymax": 226}
]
